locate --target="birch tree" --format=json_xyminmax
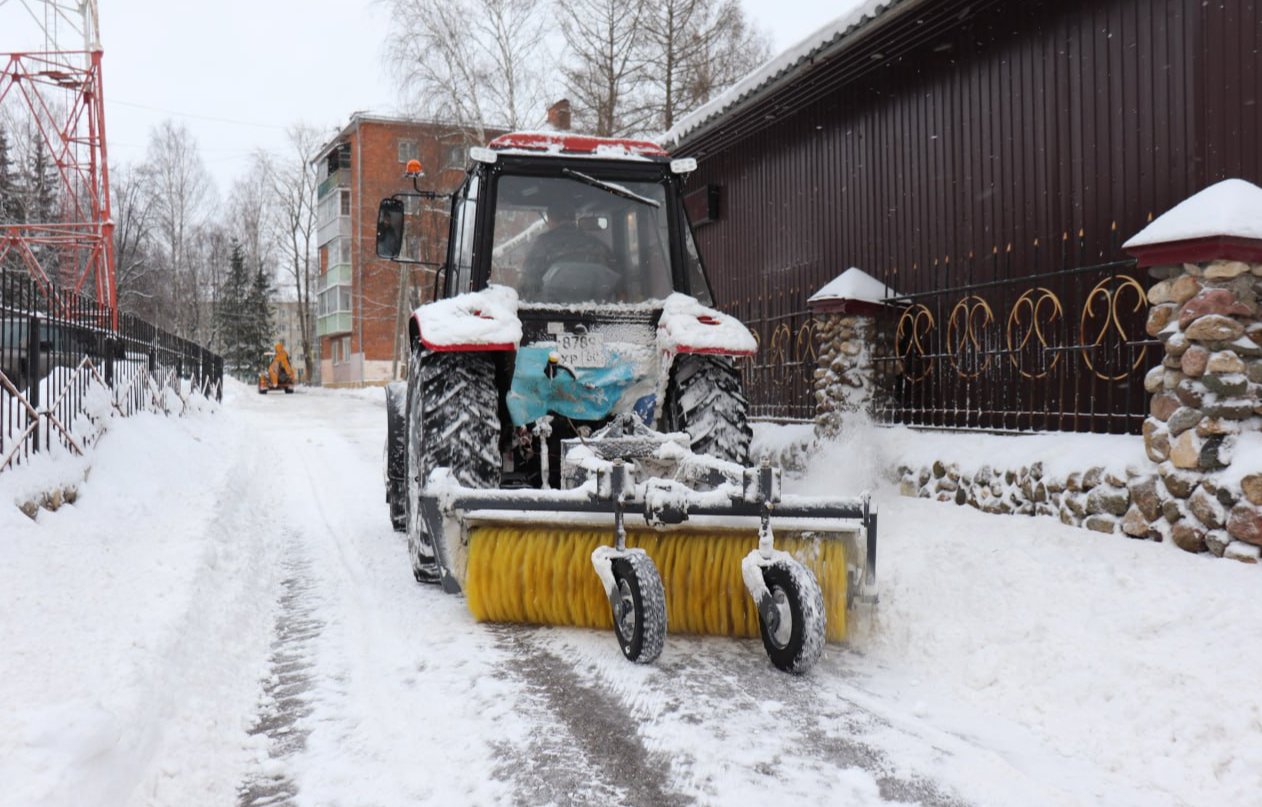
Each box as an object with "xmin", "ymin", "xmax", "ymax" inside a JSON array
[
  {"xmin": 143, "ymin": 120, "xmax": 216, "ymax": 339},
  {"xmin": 110, "ymin": 162, "xmax": 162, "ymax": 318},
  {"xmin": 383, "ymin": 0, "xmax": 552, "ymax": 135}
]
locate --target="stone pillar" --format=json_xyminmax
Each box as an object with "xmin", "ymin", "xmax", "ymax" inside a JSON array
[
  {"xmin": 807, "ymin": 267, "xmax": 897, "ymax": 441},
  {"xmin": 812, "ymin": 312, "xmax": 876, "ymax": 440},
  {"xmin": 1126, "ymin": 179, "xmax": 1262, "ymax": 563}
]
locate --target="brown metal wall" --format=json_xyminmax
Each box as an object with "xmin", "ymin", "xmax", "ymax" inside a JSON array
[{"xmin": 681, "ymin": 0, "xmax": 1262, "ymax": 422}]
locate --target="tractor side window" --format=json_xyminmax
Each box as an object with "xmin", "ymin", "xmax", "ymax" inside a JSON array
[
  {"xmin": 681, "ymin": 216, "xmax": 714, "ymax": 306},
  {"xmin": 448, "ymin": 175, "xmax": 479, "ymax": 295}
]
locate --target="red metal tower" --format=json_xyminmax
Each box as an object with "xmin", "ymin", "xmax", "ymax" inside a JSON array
[{"xmin": 0, "ymin": 0, "xmax": 115, "ymax": 312}]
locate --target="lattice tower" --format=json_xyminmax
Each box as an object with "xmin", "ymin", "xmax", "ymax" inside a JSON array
[{"xmin": 0, "ymin": 0, "xmax": 115, "ymax": 312}]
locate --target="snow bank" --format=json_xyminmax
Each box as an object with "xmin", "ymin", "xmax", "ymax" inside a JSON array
[
  {"xmin": 0, "ymin": 389, "xmax": 281, "ymax": 806},
  {"xmin": 782, "ymin": 419, "xmax": 1262, "ymax": 807}
]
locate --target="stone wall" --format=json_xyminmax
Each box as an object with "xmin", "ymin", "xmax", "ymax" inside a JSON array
[{"xmin": 896, "ymin": 457, "xmax": 1261, "ymax": 564}]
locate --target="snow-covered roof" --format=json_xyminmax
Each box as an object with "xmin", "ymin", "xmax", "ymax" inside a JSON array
[
  {"xmin": 661, "ymin": 0, "xmax": 908, "ymax": 147},
  {"xmin": 808, "ymin": 267, "xmax": 900, "ymax": 304},
  {"xmin": 1123, "ymin": 178, "xmax": 1262, "ymax": 248}
]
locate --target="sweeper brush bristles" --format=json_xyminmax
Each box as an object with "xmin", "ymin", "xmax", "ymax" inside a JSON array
[{"xmin": 464, "ymin": 526, "xmax": 849, "ymax": 642}]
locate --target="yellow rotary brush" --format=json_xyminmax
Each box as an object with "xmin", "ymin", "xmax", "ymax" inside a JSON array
[{"xmin": 463, "ymin": 525, "xmax": 850, "ymax": 642}]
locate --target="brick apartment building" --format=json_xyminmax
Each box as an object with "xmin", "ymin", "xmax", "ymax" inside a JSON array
[{"xmin": 312, "ymin": 114, "xmax": 499, "ymax": 387}]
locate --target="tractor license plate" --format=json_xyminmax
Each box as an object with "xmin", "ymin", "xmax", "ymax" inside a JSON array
[{"xmin": 557, "ymin": 333, "xmax": 605, "ymax": 367}]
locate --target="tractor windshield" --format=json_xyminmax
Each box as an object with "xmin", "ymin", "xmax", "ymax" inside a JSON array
[{"xmin": 489, "ymin": 173, "xmax": 674, "ymax": 305}]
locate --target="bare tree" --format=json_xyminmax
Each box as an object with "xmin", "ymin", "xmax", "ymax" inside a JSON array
[
  {"xmin": 255, "ymin": 124, "xmax": 320, "ymax": 382},
  {"xmin": 142, "ymin": 120, "xmax": 216, "ymax": 339},
  {"xmin": 383, "ymin": 0, "xmax": 552, "ymax": 135},
  {"xmin": 227, "ymin": 167, "xmax": 275, "ymax": 287},
  {"xmin": 110, "ymin": 162, "xmax": 161, "ymax": 318},
  {"xmin": 557, "ymin": 0, "xmax": 651, "ymax": 136},
  {"xmin": 641, "ymin": 0, "xmax": 771, "ymax": 130}
]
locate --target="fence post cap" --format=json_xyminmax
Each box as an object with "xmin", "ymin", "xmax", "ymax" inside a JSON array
[{"xmin": 1124, "ymin": 179, "xmax": 1262, "ymax": 267}]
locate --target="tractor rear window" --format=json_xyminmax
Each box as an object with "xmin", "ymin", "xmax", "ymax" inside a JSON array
[{"xmin": 489, "ymin": 174, "xmax": 674, "ymax": 305}]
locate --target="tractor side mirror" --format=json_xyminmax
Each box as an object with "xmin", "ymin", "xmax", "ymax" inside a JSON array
[{"xmin": 376, "ymin": 198, "xmax": 406, "ymax": 260}]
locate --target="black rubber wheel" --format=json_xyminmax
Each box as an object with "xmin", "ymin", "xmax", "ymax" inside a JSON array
[
  {"xmin": 405, "ymin": 346, "xmax": 501, "ymax": 584},
  {"xmin": 665, "ymin": 354, "xmax": 752, "ymax": 465},
  {"xmin": 258, "ymin": 388, "xmax": 267, "ymax": 395},
  {"xmin": 610, "ymin": 553, "xmax": 667, "ymax": 663},
  {"xmin": 384, "ymin": 382, "xmax": 408, "ymax": 532},
  {"xmin": 283, "ymin": 387, "xmax": 294, "ymax": 394},
  {"xmin": 756, "ymin": 560, "xmax": 826, "ymax": 674}
]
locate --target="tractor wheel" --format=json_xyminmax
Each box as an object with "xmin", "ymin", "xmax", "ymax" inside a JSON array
[
  {"xmin": 665, "ymin": 354, "xmax": 752, "ymax": 465},
  {"xmin": 756, "ymin": 560, "xmax": 826, "ymax": 674},
  {"xmin": 405, "ymin": 346, "xmax": 501, "ymax": 583},
  {"xmin": 384, "ymin": 381, "xmax": 408, "ymax": 533},
  {"xmin": 610, "ymin": 553, "xmax": 667, "ymax": 664}
]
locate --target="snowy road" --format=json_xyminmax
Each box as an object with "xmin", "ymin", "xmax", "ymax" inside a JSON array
[
  {"xmin": 226, "ymin": 389, "xmax": 977, "ymax": 807},
  {"xmin": 4, "ymin": 385, "xmax": 1259, "ymax": 806}
]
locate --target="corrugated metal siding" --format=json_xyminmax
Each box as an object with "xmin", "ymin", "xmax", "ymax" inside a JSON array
[{"xmin": 682, "ymin": 0, "xmax": 1261, "ymax": 424}]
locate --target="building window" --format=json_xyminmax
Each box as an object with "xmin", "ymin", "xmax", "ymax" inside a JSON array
[
  {"xmin": 329, "ymin": 236, "xmax": 352, "ymax": 266},
  {"xmin": 340, "ymin": 188, "xmax": 351, "ymax": 216},
  {"xmin": 398, "ymin": 139, "xmax": 418, "ymax": 163},
  {"xmin": 318, "ymin": 284, "xmax": 352, "ymax": 316},
  {"xmin": 341, "ymin": 336, "xmax": 352, "ymax": 363},
  {"xmin": 444, "ymin": 144, "xmax": 467, "ymax": 168}
]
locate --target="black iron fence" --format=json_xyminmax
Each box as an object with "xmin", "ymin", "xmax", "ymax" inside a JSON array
[
  {"xmin": 1, "ymin": 270, "xmax": 223, "ymax": 471},
  {"xmin": 872, "ymin": 235, "xmax": 1156, "ymax": 434},
  {"xmin": 719, "ymin": 285, "xmax": 818, "ymax": 422}
]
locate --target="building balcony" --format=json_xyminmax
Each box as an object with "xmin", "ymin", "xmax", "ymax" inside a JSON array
[
  {"xmin": 317, "ymin": 312, "xmax": 353, "ymax": 337},
  {"xmin": 318, "ymin": 168, "xmax": 351, "ymax": 200},
  {"xmin": 316, "ymin": 216, "xmax": 352, "ymax": 248},
  {"xmin": 320, "ymin": 263, "xmax": 352, "ymax": 289}
]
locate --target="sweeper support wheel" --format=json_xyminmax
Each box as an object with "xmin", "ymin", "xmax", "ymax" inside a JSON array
[
  {"xmin": 744, "ymin": 555, "xmax": 826, "ymax": 674},
  {"xmin": 608, "ymin": 552, "xmax": 667, "ymax": 663}
]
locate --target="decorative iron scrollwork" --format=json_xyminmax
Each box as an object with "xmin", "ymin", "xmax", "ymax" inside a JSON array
[
  {"xmin": 1081, "ymin": 276, "xmax": 1148, "ymax": 381},
  {"xmin": 895, "ymin": 304, "xmax": 935, "ymax": 382},
  {"xmin": 769, "ymin": 323, "xmax": 793, "ymax": 383},
  {"xmin": 946, "ymin": 295, "xmax": 995, "ymax": 378},
  {"xmin": 1006, "ymin": 287, "xmax": 1063, "ymax": 379}
]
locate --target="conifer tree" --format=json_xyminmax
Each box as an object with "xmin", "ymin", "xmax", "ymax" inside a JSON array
[
  {"xmin": 246, "ymin": 264, "xmax": 275, "ymax": 376},
  {"xmin": 214, "ymin": 239, "xmax": 251, "ymax": 378}
]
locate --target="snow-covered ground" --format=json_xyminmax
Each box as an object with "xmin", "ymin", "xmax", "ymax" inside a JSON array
[{"xmin": 2, "ymin": 384, "xmax": 1259, "ymax": 806}]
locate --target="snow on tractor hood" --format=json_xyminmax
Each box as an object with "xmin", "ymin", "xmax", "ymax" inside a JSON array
[
  {"xmin": 413, "ymin": 285, "xmax": 522, "ymax": 351},
  {"xmin": 656, "ymin": 294, "xmax": 757, "ymax": 356}
]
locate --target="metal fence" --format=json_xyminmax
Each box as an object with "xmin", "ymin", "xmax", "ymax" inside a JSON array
[
  {"xmin": 872, "ymin": 234, "xmax": 1156, "ymax": 434},
  {"xmin": 720, "ymin": 288, "xmax": 818, "ymax": 422},
  {"xmin": 1, "ymin": 270, "xmax": 224, "ymax": 472}
]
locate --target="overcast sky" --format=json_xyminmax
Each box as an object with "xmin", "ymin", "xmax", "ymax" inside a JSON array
[{"xmin": 5, "ymin": 1, "xmax": 857, "ymax": 195}]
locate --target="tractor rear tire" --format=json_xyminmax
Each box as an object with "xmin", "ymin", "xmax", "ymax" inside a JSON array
[{"xmin": 665, "ymin": 354, "xmax": 752, "ymax": 466}]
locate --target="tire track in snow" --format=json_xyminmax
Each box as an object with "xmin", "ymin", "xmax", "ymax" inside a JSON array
[
  {"xmin": 237, "ymin": 551, "xmax": 323, "ymax": 807},
  {"xmin": 652, "ymin": 643, "xmax": 971, "ymax": 806},
  {"xmin": 488, "ymin": 624, "xmax": 692, "ymax": 807}
]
